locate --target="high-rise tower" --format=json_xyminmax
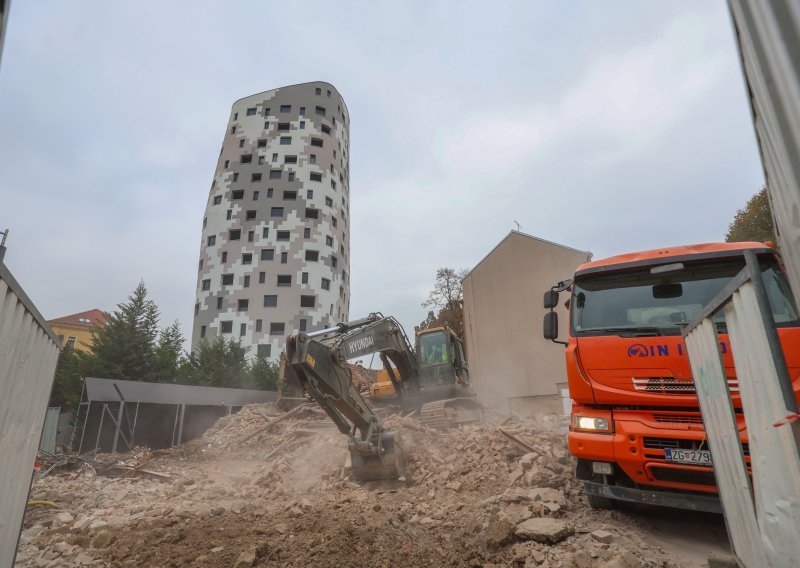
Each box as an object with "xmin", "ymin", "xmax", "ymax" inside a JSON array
[{"xmin": 192, "ymin": 82, "xmax": 350, "ymax": 359}]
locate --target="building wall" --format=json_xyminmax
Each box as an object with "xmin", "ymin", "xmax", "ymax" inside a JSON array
[
  {"xmin": 462, "ymin": 232, "xmax": 590, "ymax": 414},
  {"xmin": 192, "ymin": 82, "xmax": 350, "ymax": 359},
  {"xmin": 49, "ymin": 323, "xmax": 95, "ymax": 353}
]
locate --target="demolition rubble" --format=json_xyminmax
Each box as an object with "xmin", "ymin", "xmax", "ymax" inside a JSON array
[{"xmin": 18, "ymin": 405, "xmax": 681, "ymax": 567}]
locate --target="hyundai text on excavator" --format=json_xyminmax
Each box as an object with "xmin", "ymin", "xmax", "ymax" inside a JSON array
[
  {"xmin": 281, "ymin": 313, "xmax": 481, "ymax": 481},
  {"xmin": 543, "ymin": 242, "xmax": 800, "ymax": 512}
]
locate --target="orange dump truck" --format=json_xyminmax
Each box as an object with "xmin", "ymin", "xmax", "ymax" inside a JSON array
[{"xmin": 543, "ymin": 242, "xmax": 800, "ymax": 512}]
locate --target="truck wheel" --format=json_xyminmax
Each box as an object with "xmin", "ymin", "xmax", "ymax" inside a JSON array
[{"xmin": 587, "ymin": 493, "xmax": 615, "ymax": 510}]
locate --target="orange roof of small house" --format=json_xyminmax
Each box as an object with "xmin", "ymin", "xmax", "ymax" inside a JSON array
[{"xmin": 48, "ymin": 309, "xmax": 108, "ymax": 328}]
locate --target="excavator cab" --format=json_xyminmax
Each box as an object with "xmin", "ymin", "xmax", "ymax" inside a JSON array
[{"xmin": 416, "ymin": 327, "xmax": 469, "ymax": 388}]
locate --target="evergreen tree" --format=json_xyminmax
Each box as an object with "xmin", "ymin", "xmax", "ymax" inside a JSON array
[
  {"xmin": 726, "ymin": 186, "xmax": 776, "ymax": 243},
  {"xmin": 248, "ymin": 357, "xmax": 280, "ymax": 390},
  {"xmin": 48, "ymin": 345, "xmax": 86, "ymax": 411},
  {"xmin": 183, "ymin": 337, "xmax": 249, "ymax": 388},
  {"xmin": 87, "ymin": 281, "xmax": 160, "ymax": 381},
  {"xmin": 153, "ymin": 320, "xmax": 186, "ymax": 382}
]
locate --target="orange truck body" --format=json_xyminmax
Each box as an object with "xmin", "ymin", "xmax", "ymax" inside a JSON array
[{"xmin": 563, "ymin": 242, "xmax": 800, "ymax": 511}]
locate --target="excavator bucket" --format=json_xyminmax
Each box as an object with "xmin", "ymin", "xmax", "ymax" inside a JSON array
[{"xmin": 349, "ymin": 431, "xmax": 407, "ymax": 482}]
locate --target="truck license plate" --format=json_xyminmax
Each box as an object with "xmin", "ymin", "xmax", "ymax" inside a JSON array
[{"xmin": 664, "ymin": 448, "xmax": 713, "ymax": 466}]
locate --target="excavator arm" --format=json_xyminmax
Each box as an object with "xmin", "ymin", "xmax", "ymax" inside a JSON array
[{"xmin": 283, "ymin": 313, "xmax": 413, "ymax": 480}]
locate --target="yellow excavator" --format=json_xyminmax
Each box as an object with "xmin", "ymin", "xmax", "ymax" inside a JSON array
[{"xmin": 281, "ymin": 313, "xmax": 481, "ymax": 481}]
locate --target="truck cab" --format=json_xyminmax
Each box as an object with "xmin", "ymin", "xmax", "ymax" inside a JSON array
[{"xmin": 544, "ymin": 242, "xmax": 800, "ymax": 511}]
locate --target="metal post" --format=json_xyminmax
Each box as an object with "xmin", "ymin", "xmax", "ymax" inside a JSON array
[
  {"xmin": 94, "ymin": 404, "xmax": 107, "ymax": 452},
  {"xmin": 130, "ymin": 402, "xmax": 140, "ymax": 448},
  {"xmin": 69, "ymin": 379, "xmax": 86, "ymax": 452},
  {"xmin": 111, "ymin": 401, "xmax": 125, "ymax": 454},
  {"xmin": 171, "ymin": 404, "xmax": 180, "ymax": 447},
  {"xmin": 0, "ymin": 228, "xmax": 8, "ymax": 263},
  {"xmin": 227, "ymin": 405, "xmax": 232, "ymax": 416},
  {"xmin": 176, "ymin": 404, "xmax": 186, "ymax": 446},
  {"xmin": 77, "ymin": 401, "xmax": 90, "ymax": 454}
]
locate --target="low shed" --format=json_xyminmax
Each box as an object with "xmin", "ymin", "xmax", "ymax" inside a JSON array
[
  {"xmin": 462, "ymin": 231, "xmax": 591, "ymax": 415},
  {"xmin": 75, "ymin": 377, "xmax": 276, "ymax": 453}
]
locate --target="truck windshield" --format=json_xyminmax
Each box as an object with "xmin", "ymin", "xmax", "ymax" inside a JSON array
[
  {"xmin": 419, "ymin": 331, "xmax": 449, "ymax": 365},
  {"xmin": 571, "ymin": 259, "xmax": 799, "ymax": 336}
]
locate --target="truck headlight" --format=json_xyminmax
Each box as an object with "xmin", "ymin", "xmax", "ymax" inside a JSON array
[{"xmin": 572, "ymin": 415, "xmax": 612, "ymax": 433}]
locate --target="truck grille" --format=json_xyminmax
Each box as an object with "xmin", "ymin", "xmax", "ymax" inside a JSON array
[
  {"xmin": 632, "ymin": 377, "xmax": 739, "ymax": 394},
  {"xmin": 653, "ymin": 413, "xmax": 703, "ymax": 425},
  {"xmin": 651, "ymin": 467, "xmax": 717, "ymax": 486}
]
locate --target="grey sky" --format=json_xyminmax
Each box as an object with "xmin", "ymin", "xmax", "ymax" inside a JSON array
[{"xmin": 0, "ymin": 1, "xmax": 764, "ymax": 349}]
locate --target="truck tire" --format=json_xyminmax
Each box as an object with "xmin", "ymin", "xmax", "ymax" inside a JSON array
[{"xmin": 587, "ymin": 493, "xmax": 615, "ymax": 510}]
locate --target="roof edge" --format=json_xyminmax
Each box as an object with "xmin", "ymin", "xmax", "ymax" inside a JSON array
[{"xmin": 232, "ymin": 81, "xmax": 349, "ymax": 113}]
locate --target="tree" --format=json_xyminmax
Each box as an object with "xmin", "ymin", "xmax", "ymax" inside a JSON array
[
  {"xmin": 183, "ymin": 337, "xmax": 250, "ymax": 388},
  {"xmin": 248, "ymin": 357, "xmax": 281, "ymax": 391},
  {"xmin": 48, "ymin": 345, "xmax": 86, "ymax": 412},
  {"xmin": 86, "ymin": 281, "xmax": 161, "ymax": 381},
  {"xmin": 419, "ymin": 267, "xmax": 469, "ymax": 341},
  {"xmin": 153, "ymin": 320, "xmax": 186, "ymax": 383},
  {"xmin": 726, "ymin": 186, "xmax": 776, "ymax": 243}
]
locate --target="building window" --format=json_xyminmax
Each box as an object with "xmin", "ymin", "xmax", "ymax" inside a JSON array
[
  {"xmin": 278, "ymin": 123, "xmax": 290, "ymax": 131},
  {"xmin": 284, "ymin": 155, "xmax": 297, "ymax": 164},
  {"xmin": 271, "ymin": 207, "xmax": 284, "ymax": 217},
  {"xmin": 299, "ymin": 106, "xmax": 306, "ymax": 115},
  {"xmin": 238, "ymin": 299, "xmax": 249, "ymax": 312},
  {"xmin": 202, "ymin": 279, "xmax": 211, "ymax": 291},
  {"xmin": 267, "ymin": 188, "xmax": 274, "ymax": 198},
  {"xmin": 264, "ymin": 107, "xmax": 270, "ymax": 115},
  {"xmin": 305, "ymin": 208, "xmax": 319, "ymax": 219},
  {"xmin": 264, "ymin": 121, "xmax": 269, "ymax": 129},
  {"xmin": 262, "ymin": 227, "xmax": 269, "ymax": 238},
  {"xmin": 259, "ymin": 271, "xmax": 266, "ymax": 284},
  {"xmin": 257, "ymin": 344, "xmax": 272, "ymax": 358},
  {"xmin": 201, "ymin": 325, "xmax": 206, "ymax": 338},
  {"xmin": 311, "ymin": 138, "xmax": 323, "ymax": 147},
  {"xmin": 299, "ymin": 121, "xmax": 305, "ymax": 129},
  {"xmin": 270, "ymin": 322, "xmax": 285, "ymax": 336},
  {"xmin": 270, "ymin": 170, "xmax": 282, "ymax": 180},
  {"xmin": 302, "ymin": 272, "xmax": 309, "ymax": 284},
  {"xmin": 264, "ymin": 295, "xmax": 278, "ymax": 307},
  {"xmin": 306, "ymin": 190, "xmax": 313, "ymax": 199},
  {"xmin": 321, "ymin": 124, "xmax": 331, "ymax": 135},
  {"xmin": 240, "ymin": 323, "xmax": 247, "ymax": 337},
  {"xmin": 248, "ymin": 230, "xmax": 255, "ymax": 242},
  {"xmin": 281, "ymin": 252, "xmax": 288, "ymax": 263},
  {"xmin": 310, "ymin": 154, "xmax": 316, "ymax": 164},
  {"xmin": 222, "ymin": 274, "xmax": 234, "ymax": 285},
  {"xmin": 233, "ymin": 173, "xmax": 240, "ymax": 183},
  {"xmin": 258, "ymin": 156, "xmax": 265, "ymax": 165},
  {"xmin": 224, "ymin": 159, "xmax": 230, "ymax": 168},
  {"xmin": 221, "ymin": 321, "xmax": 233, "ymax": 334},
  {"xmin": 332, "ymin": 216, "xmax": 337, "ymax": 227},
  {"xmin": 322, "ymin": 278, "xmax": 330, "ymax": 290},
  {"xmin": 226, "ymin": 209, "xmax": 232, "ymax": 220},
  {"xmin": 283, "ymin": 190, "xmax": 297, "ymax": 200},
  {"xmin": 256, "ymin": 319, "xmax": 263, "ymax": 332},
  {"xmin": 242, "ymin": 253, "xmax": 253, "ymax": 264},
  {"xmin": 305, "ymin": 250, "xmax": 319, "ymax": 262},
  {"xmin": 239, "ymin": 139, "xmax": 245, "ymax": 148},
  {"xmin": 246, "ymin": 210, "xmax": 257, "ymax": 220},
  {"xmin": 231, "ymin": 126, "xmax": 236, "ymax": 134},
  {"xmin": 280, "ymin": 105, "xmax": 291, "ymax": 113},
  {"xmin": 222, "ymin": 251, "xmax": 228, "ymax": 263},
  {"xmin": 277, "ymin": 230, "xmax": 290, "ymax": 241},
  {"xmin": 251, "ymin": 173, "xmax": 262, "ymax": 182},
  {"xmin": 310, "ymin": 172, "xmax": 322, "ymax": 182},
  {"xmin": 229, "ymin": 229, "xmax": 241, "ymax": 240},
  {"xmin": 331, "ymin": 255, "xmax": 338, "ymax": 268},
  {"xmin": 261, "ymin": 249, "xmax": 274, "ymax": 261},
  {"xmin": 244, "ymin": 275, "xmax": 250, "ymax": 287},
  {"xmin": 300, "ymin": 295, "xmax": 315, "ymax": 308},
  {"xmin": 258, "ymin": 139, "xmax": 267, "ymax": 148},
  {"xmin": 325, "ymin": 197, "xmax": 333, "ymax": 207},
  {"xmin": 233, "ymin": 113, "xmax": 238, "ymax": 120},
  {"xmin": 280, "ymin": 136, "xmax": 291, "ymax": 145},
  {"xmin": 241, "ymin": 154, "xmax": 252, "ymax": 164},
  {"xmin": 213, "ymin": 195, "xmax": 222, "ymax": 205},
  {"xmin": 288, "ymin": 172, "xmax": 295, "ymax": 182},
  {"xmin": 315, "ymin": 87, "xmax": 322, "ymax": 95},
  {"xmin": 304, "ymin": 227, "xmax": 311, "ymax": 239},
  {"xmin": 246, "ymin": 107, "xmax": 257, "ymax": 116},
  {"xmin": 299, "ymin": 319, "xmax": 307, "ymax": 332},
  {"xmin": 232, "ymin": 190, "xmax": 244, "ymax": 199},
  {"xmin": 277, "ymin": 275, "xmax": 291, "ymax": 286},
  {"xmin": 253, "ymin": 190, "xmax": 259, "ymax": 200},
  {"xmin": 326, "ymin": 235, "xmax": 334, "ymax": 247},
  {"xmin": 199, "ymin": 258, "xmax": 204, "ymax": 270},
  {"xmin": 207, "ymin": 235, "xmax": 216, "ymax": 246},
  {"xmin": 315, "ymin": 106, "xmax": 326, "ymax": 116}
]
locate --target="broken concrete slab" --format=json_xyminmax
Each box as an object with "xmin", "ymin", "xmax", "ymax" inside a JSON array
[{"xmin": 515, "ymin": 518, "xmax": 574, "ymax": 544}]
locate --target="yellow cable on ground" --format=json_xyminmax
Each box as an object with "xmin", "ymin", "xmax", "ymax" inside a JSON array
[{"xmin": 26, "ymin": 500, "xmax": 59, "ymax": 509}]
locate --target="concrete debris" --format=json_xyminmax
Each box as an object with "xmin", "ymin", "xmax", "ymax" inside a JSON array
[{"xmin": 15, "ymin": 404, "xmax": 682, "ymax": 567}]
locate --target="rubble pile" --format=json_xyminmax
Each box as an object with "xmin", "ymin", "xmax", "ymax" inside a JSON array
[{"xmin": 16, "ymin": 405, "xmax": 685, "ymax": 567}]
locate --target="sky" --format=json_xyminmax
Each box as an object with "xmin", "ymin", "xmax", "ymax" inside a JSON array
[{"xmin": 0, "ymin": 1, "xmax": 765, "ymax": 349}]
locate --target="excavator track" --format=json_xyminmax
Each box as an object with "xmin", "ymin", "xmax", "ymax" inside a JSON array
[{"xmin": 420, "ymin": 398, "xmax": 483, "ymax": 429}]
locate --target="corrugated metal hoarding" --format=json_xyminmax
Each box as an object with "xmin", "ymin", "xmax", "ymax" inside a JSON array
[{"xmin": 0, "ymin": 259, "xmax": 60, "ymax": 567}]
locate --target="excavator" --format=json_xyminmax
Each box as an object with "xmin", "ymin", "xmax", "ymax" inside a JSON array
[{"xmin": 281, "ymin": 313, "xmax": 481, "ymax": 481}]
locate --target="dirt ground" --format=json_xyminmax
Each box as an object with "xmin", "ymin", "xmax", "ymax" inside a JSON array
[{"xmin": 15, "ymin": 405, "xmax": 730, "ymax": 567}]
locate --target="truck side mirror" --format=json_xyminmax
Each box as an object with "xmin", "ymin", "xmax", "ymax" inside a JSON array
[
  {"xmin": 543, "ymin": 312, "xmax": 558, "ymax": 340},
  {"xmin": 544, "ymin": 290, "xmax": 559, "ymax": 309}
]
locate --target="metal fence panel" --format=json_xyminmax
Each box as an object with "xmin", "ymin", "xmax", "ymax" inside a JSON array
[
  {"xmin": 39, "ymin": 407, "xmax": 60, "ymax": 454},
  {"xmin": 728, "ymin": 0, "xmax": 800, "ymax": 307},
  {"xmin": 684, "ymin": 316, "xmax": 766, "ymax": 568},
  {"xmin": 724, "ymin": 283, "xmax": 800, "ymax": 568},
  {"xmin": 0, "ymin": 263, "xmax": 60, "ymax": 568}
]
